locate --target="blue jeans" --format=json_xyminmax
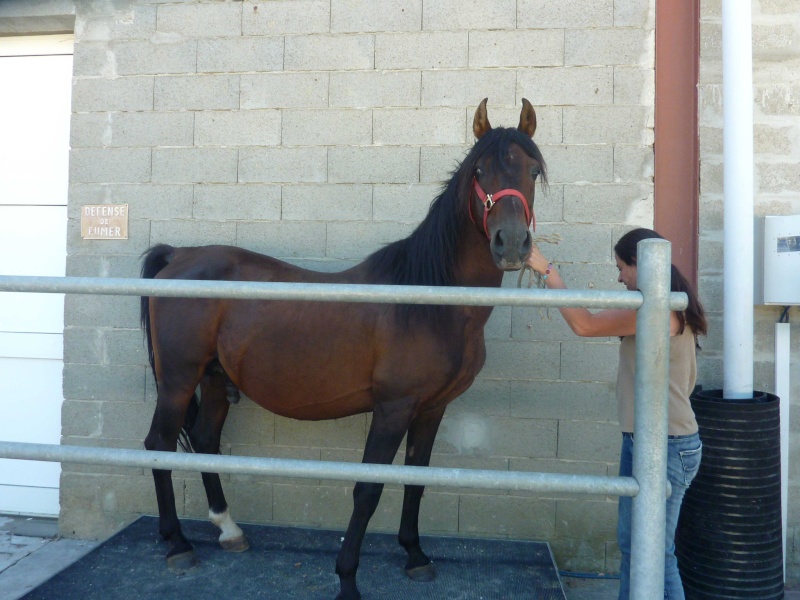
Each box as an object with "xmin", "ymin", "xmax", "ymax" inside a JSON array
[{"xmin": 617, "ymin": 431, "xmax": 702, "ymax": 600}]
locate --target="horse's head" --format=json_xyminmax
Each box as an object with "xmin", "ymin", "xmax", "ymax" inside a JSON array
[{"xmin": 470, "ymin": 98, "xmax": 544, "ymax": 271}]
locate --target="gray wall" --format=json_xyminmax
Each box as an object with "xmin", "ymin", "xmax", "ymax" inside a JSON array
[{"xmin": 14, "ymin": 0, "xmax": 799, "ymax": 580}]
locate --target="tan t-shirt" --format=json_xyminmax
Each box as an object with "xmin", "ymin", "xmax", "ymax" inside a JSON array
[{"xmin": 616, "ymin": 326, "xmax": 698, "ymax": 436}]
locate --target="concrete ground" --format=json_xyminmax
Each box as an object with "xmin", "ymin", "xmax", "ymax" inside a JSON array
[{"xmin": 0, "ymin": 513, "xmax": 795, "ymax": 600}]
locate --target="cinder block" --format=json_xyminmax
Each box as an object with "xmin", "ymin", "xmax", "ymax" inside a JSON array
[
  {"xmin": 60, "ymin": 437, "xmax": 146, "ymax": 476},
  {"xmin": 532, "ymin": 182, "xmax": 564, "ymax": 223},
  {"xmin": 63, "ymin": 327, "xmax": 104, "ymax": 365},
  {"xmin": 156, "ymin": 2, "xmax": 242, "ymax": 38},
  {"xmin": 325, "ymin": 221, "xmax": 416, "ymax": 258},
  {"xmin": 193, "ymin": 184, "xmax": 281, "ymax": 221},
  {"xmin": 282, "ymin": 109, "xmax": 373, "ymax": 146},
  {"xmin": 556, "ymin": 499, "xmax": 618, "ymax": 538},
  {"xmin": 438, "ymin": 413, "xmax": 557, "ymax": 458},
  {"xmin": 79, "ymin": 4, "xmax": 156, "ymax": 42},
  {"xmin": 518, "ymin": 67, "xmax": 614, "ymax": 106},
  {"xmin": 421, "ymin": 70, "xmax": 516, "ymax": 108},
  {"xmin": 423, "ymin": 0, "xmax": 516, "ymax": 30},
  {"xmin": 272, "ymin": 482, "xmax": 353, "ymax": 527},
  {"xmin": 239, "ymin": 147, "xmax": 327, "ymax": 184},
  {"xmin": 563, "ymin": 106, "xmax": 652, "ymax": 145},
  {"xmin": 331, "ymin": 0, "xmax": 422, "ymax": 33},
  {"xmin": 195, "ymin": 110, "xmax": 281, "ymax": 146},
  {"xmin": 757, "ymin": 161, "xmax": 800, "ymax": 194},
  {"xmin": 61, "ymin": 400, "xmax": 102, "ymax": 438},
  {"xmin": 104, "ymin": 328, "xmax": 149, "ymax": 366},
  {"xmin": 458, "ymin": 495, "xmax": 557, "ymax": 537},
  {"xmin": 557, "ymin": 420, "xmax": 620, "ymax": 462},
  {"xmin": 330, "ymin": 71, "xmax": 421, "ymax": 108},
  {"xmin": 374, "ymin": 107, "xmax": 464, "ymax": 145},
  {"xmin": 614, "ymin": 67, "xmax": 655, "ymax": 106},
  {"xmin": 755, "ymin": 82, "xmax": 800, "ymax": 117},
  {"xmin": 70, "ymin": 148, "xmax": 151, "ymax": 184},
  {"xmin": 223, "ymin": 479, "xmax": 274, "ymax": 523},
  {"xmin": 150, "ymin": 219, "xmax": 237, "ymax": 247},
  {"xmin": 566, "ymin": 28, "xmax": 652, "ymax": 67},
  {"xmin": 329, "ymin": 146, "xmax": 420, "ymax": 183},
  {"xmin": 152, "ymin": 147, "xmax": 238, "ymax": 184},
  {"xmin": 63, "ymin": 363, "xmax": 145, "ymax": 402},
  {"xmin": 197, "ymin": 37, "xmax": 284, "ymax": 74},
  {"xmin": 242, "ymin": 0, "xmax": 330, "ymax": 36},
  {"xmin": 282, "ymin": 184, "xmax": 372, "ymax": 221},
  {"xmin": 98, "ymin": 472, "xmax": 159, "ymax": 514},
  {"xmin": 273, "ymin": 415, "xmax": 367, "ymax": 449},
  {"xmin": 614, "ymin": 0, "xmax": 653, "ymax": 27},
  {"xmin": 559, "ymin": 340, "xmax": 619, "ymax": 383},
  {"xmin": 154, "ymin": 75, "xmax": 239, "ymax": 111},
  {"xmin": 550, "ymin": 537, "xmax": 611, "ymax": 573},
  {"xmin": 72, "ymin": 42, "xmax": 113, "ymax": 78},
  {"xmin": 65, "ymin": 254, "xmax": 142, "ymax": 278},
  {"xmin": 468, "ymin": 30, "xmax": 564, "ymax": 67},
  {"xmin": 510, "ymin": 456, "xmax": 609, "ymax": 477},
  {"xmin": 444, "ymin": 378, "xmax": 512, "ymax": 417},
  {"xmin": 481, "ymin": 340, "xmax": 561, "ymax": 380},
  {"xmin": 419, "ymin": 145, "xmax": 470, "ymax": 183},
  {"xmin": 115, "ymin": 40, "xmax": 197, "ymax": 76},
  {"xmin": 563, "ymin": 183, "xmax": 653, "ymax": 224},
  {"xmin": 372, "ymin": 183, "xmax": 441, "ymax": 221},
  {"xmin": 537, "ymin": 144, "xmax": 614, "ymax": 184},
  {"xmin": 236, "ymin": 221, "xmax": 327, "ymax": 258},
  {"xmin": 241, "ymin": 73, "xmax": 330, "ymax": 109},
  {"xmin": 222, "ymin": 406, "xmax": 276, "ymax": 446},
  {"xmin": 375, "ymin": 31, "xmax": 468, "ymax": 69},
  {"xmin": 72, "ymin": 77, "xmax": 154, "ymax": 112},
  {"xmin": 613, "ymin": 144, "xmax": 654, "ymax": 183},
  {"xmin": 89, "ymin": 184, "xmax": 194, "ymax": 220},
  {"xmin": 517, "ymin": 0, "xmax": 613, "ymax": 28},
  {"xmin": 107, "ymin": 111, "xmax": 195, "ymax": 147},
  {"xmin": 508, "ymin": 380, "xmax": 617, "ymax": 421},
  {"xmin": 285, "ymin": 34, "xmax": 374, "ymax": 71}
]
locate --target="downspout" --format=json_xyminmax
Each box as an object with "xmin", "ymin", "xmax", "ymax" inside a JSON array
[{"xmin": 721, "ymin": 0, "xmax": 754, "ymax": 399}]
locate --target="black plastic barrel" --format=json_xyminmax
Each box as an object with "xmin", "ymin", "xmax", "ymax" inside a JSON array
[{"xmin": 676, "ymin": 389, "xmax": 784, "ymax": 599}]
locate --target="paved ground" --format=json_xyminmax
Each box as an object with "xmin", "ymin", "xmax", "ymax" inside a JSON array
[{"xmin": 0, "ymin": 513, "xmax": 796, "ymax": 600}]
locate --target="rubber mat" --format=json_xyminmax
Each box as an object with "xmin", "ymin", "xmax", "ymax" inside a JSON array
[{"xmin": 23, "ymin": 516, "xmax": 565, "ymax": 599}]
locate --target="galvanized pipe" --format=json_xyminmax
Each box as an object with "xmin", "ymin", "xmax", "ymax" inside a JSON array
[
  {"xmin": 0, "ymin": 274, "xmax": 688, "ymax": 311},
  {"xmin": 630, "ymin": 239, "xmax": 673, "ymax": 599},
  {"xmin": 0, "ymin": 441, "xmax": 640, "ymax": 496}
]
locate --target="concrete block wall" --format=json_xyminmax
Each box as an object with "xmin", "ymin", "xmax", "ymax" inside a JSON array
[
  {"xmin": 4, "ymin": 0, "xmax": 657, "ymax": 574},
  {"xmin": 697, "ymin": 0, "xmax": 800, "ymax": 584}
]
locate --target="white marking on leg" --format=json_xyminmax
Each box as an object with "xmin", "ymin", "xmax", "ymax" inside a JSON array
[{"xmin": 209, "ymin": 508, "xmax": 244, "ymax": 542}]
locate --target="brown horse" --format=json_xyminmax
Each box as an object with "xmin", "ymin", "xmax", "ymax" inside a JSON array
[{"xmin": 140, "ymin": 98, "xmax": 546, "ymax": 600}]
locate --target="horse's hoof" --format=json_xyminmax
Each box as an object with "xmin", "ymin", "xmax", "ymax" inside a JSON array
[
  {"xmin": 166, "ymin": 550, "xmax": 199, "ymax": 574},
  {"xmin": 220, "ymin": 535, "xmax": 249, "ymax": 553},
  {"xmin": 405, "ymin": 562, "xmax": 436, "ymax": 582}
]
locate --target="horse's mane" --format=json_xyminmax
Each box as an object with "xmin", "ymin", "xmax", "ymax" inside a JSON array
[{"xmin": 363, "ymin": 126, "xmax": 546, "ymax": 326}]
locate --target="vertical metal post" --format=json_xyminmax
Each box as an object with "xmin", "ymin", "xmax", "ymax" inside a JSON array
[{"xmin": 629, "ymin": 239, "xmax": 672, "ymax": 599}]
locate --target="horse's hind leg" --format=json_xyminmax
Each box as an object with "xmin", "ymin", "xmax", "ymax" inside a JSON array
[
  {"xmin": 335, "ymin": 396, "xmax": 419, "ymax": 600},
  {"xmin": 144, "ymin": 381, "xmax": 201, "ymax": 573},
  {"xmin": 192, "ymin": 367, "xmax": 248, "ymax": 553},
  {"xmin": 398, "ymin": 407, "xmax": 446, "ymax": 582}
]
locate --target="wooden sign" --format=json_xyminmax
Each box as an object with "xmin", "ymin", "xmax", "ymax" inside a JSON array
[{"xmin": 81, "ymin": 204, "xmax": 128, "ymax": 240}]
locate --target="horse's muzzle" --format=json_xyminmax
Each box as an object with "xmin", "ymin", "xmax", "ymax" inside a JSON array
[{"xmin": 491, "ymin": 229, "xmax": 531, "ymax": 271}]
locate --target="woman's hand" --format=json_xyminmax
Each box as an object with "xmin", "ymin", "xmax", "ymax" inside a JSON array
[{"xmin": 525, "ymin": 243, "xmax": 551, "ymax": 275}]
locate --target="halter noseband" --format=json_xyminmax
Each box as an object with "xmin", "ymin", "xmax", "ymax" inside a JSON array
[{"xmin": 469, "ymin": 177, "xmax": 535, "ymax": 240}]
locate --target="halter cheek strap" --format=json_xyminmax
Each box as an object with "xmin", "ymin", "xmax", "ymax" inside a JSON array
[{"xmin": 469, "ymin": 177, "xmax": 535, "ymax": 240}]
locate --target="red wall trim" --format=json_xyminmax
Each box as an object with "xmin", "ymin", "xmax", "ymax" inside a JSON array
[{"xmin": 654, "ymin": 0, "xmax": 700, "ymax": 285}]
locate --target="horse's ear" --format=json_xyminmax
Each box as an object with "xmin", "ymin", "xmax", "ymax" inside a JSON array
[
  {"xmin": 473, "ymin": 98, "xmax": 492, "ymax": 139},
  {"xmin": 517, "ymin": 98, "xmax": 537, "ymax": 138}
]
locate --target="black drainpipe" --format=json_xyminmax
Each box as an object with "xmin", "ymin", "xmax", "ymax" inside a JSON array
[{"xmin": 676, "ymin": 388, "xmax": 784, "ymax": 599}]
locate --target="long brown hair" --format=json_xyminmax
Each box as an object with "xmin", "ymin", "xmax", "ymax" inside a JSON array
[{"xmin": 614, "ymin": 228, "xmax": 707, "ymax": 339}]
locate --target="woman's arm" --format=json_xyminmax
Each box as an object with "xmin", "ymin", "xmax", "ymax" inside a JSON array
[{"xmin": 526, "ymin": 245, "xmax": 638, "ymax": 338}]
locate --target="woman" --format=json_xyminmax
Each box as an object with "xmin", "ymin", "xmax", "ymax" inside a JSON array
[{"xmin": 525, "ymin": 228, "xmax": 707, "ymax": 600}]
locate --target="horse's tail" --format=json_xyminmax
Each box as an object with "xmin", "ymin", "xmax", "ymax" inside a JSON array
[
  {"xmin": 140, "ymin": 244, "xmax": 175, "ymax": 377},
  {"xmin": 140, "ymin": 244, "xmax": 200, "ymax": 453}
]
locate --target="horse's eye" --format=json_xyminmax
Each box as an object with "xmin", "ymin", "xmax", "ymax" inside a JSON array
[
  {"xmin": 531, "ymin": 167, "xmax": 541, "ymax": 180},
  {"xmin": 475, "ymin": 167, "xmax": 483, "ymax": 179}
]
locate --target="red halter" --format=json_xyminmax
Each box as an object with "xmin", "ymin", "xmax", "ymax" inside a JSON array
[{"xmin": 469, "ymin": 177, "xmax": 535, "ymax": 240}]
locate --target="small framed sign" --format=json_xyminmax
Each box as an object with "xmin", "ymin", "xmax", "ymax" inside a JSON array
[{"xmin": 81, "ymin": 204, "xmax": 128, "ymax": 240}]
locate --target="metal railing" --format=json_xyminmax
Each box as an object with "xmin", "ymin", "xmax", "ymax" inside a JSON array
[{"xmin": 0, "ymin": 239, "xmax": 684, "ymax": 598}]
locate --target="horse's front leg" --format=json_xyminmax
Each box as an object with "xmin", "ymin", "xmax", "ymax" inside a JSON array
[
  {"xmin": 398, "ymin": 407, "xmax": 445, "ymax": 582},
  {"xmin": 335, "ymin": 396, "xmax": 418, "ymax": 600}
]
